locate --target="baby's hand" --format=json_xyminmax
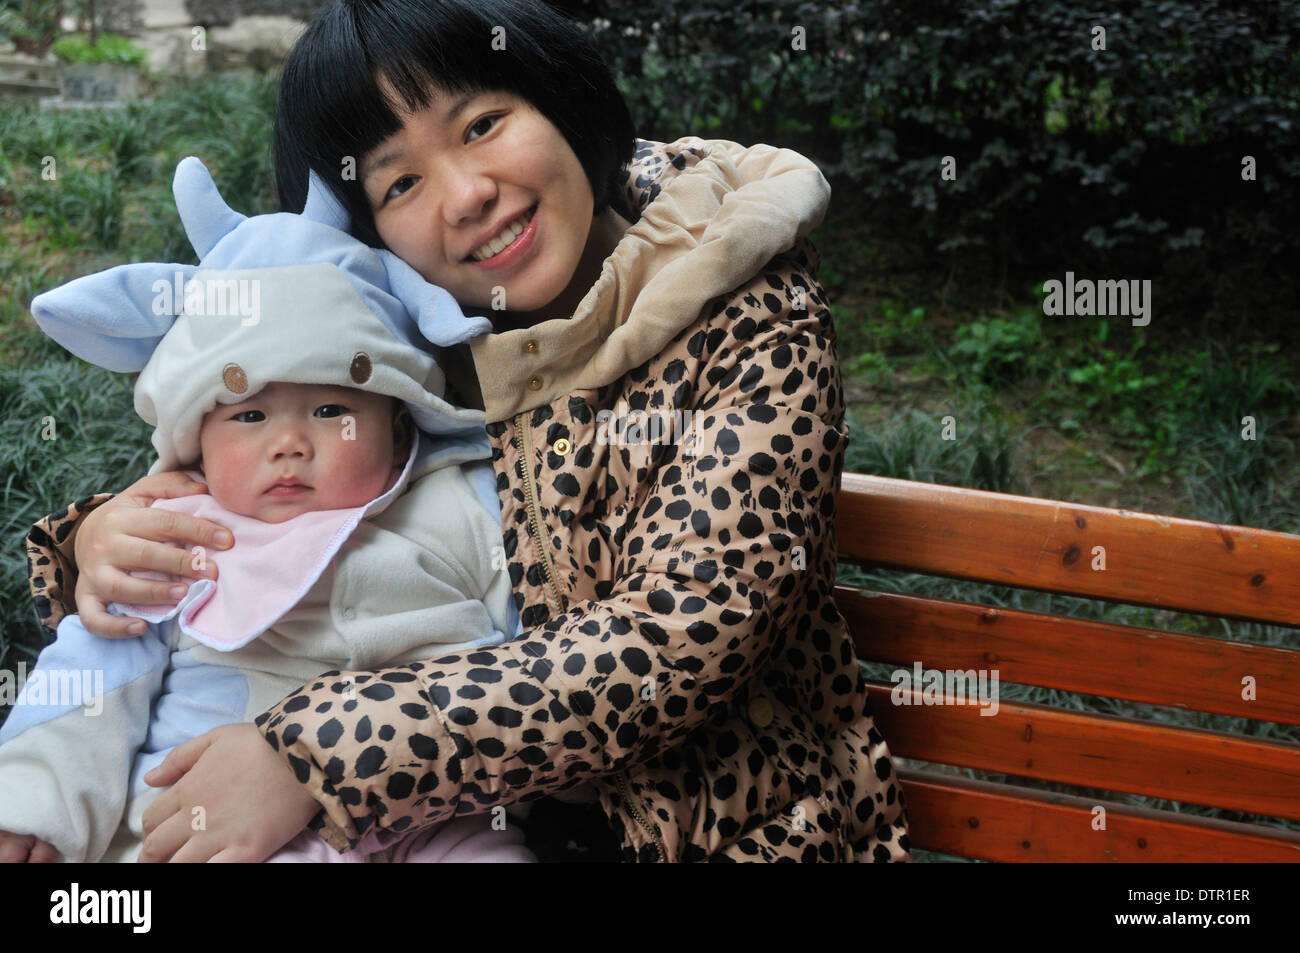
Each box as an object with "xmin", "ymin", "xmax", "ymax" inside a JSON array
[{"xmin": 0, "ymin": 830, "xmax": 58, "ymax": 863}]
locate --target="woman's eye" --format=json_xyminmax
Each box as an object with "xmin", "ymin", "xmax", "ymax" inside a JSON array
[
  {"xmin": 384, "ymin": 174, "xmax": 418, "ymax": 201},
  {"xmin": 467, "ymin": 115, "xmax": 497, "ymax": 141},
  {"xmin": 314, "ymin": 404, "xmax": 346, "ymax": 418},
  {"xmin": 232, "ymin": 410, "xmax": 264, "ymax": 423}
]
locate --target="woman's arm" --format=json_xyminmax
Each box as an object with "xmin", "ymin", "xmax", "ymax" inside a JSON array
[
  {"xmin": 26, "ymin": 473, "xmax": 233, "ymax": 639},
  {"xmin": 255, "ymin": 241, "xmax": 845, "ymax": 850},
  {"xmin": 27, "ymin": 493, "xmax": 115, "ymax": 637}
]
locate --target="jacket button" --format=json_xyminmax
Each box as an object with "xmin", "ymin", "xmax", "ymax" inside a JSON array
[
  {"xmin": 527, "ymin": 375, "xmax": 542, "ymax": 390},
  {"xmin": 551, "ymin": 438, "xmax": 571, "ymax": 455},
  {"xmin": 748, "ymin": 696, "xmax": 774, "ymax": 728},
  {"xmin": 524, "ymin": 339, "xmax": 539, "ymax": 354},
  {"xmin": 845, "ymin": 844, "xmax": 855, "ymax": 863}
]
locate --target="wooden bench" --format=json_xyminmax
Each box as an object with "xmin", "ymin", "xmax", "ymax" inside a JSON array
[{"xmin": 836, "ymin": 473, "xmax": 1300, "ymax": 862}]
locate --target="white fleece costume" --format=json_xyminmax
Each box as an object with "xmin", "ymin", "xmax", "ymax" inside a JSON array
[{"xmin": 0, "ymin": 158, "xmax": 527, "ymax": 862}]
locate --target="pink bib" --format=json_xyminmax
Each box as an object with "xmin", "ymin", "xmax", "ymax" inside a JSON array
[{"xmin": 112, "ymin": 449, "xmax": 412, "ymax": 651}]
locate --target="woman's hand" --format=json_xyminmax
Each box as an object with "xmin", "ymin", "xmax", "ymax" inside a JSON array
[
  {"xmin": 138, "ymin": 724, "xmax": 321, "ymax": 863},
  {"xmin": 0, "ymin": 831, "xmax": 58, "ymax": 863},
  {"xmin": 74, "ymin": 471, "xmax": 233, "ymax": 638}
]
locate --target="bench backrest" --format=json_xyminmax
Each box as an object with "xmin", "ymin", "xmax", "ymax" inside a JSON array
[{"xmin": 837, "ymin": 472, "xmax": 1300, "ymax": 862}]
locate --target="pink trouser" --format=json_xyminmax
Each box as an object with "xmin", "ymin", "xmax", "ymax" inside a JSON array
[{"xmin": 265, "ymin": 812, "xmax": 536, "ymax": 863}]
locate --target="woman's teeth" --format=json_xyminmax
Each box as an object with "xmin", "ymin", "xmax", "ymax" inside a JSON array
[{"xmin": 471, "ymin": 206, "xmax": 535, "ymax": 261}]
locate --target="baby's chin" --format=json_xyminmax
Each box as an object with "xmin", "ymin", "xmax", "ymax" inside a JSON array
[{"xmin": 215, "ymin": 495, "xmax": 378, "ymax": 524}]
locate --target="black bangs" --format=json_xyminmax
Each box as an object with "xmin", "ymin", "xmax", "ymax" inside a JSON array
[{"xmin": 273, "ymin": 0, "xmax": 637, "ymax": 248}]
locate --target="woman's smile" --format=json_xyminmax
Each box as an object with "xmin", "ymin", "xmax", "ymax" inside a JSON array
[{"xmin": 465, "ymin": 203, "xmax": 539, "ymax": 268}]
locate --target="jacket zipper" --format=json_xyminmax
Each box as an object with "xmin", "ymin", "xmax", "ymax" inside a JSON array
[
  {"xmin": 513, "ymin": 411, "xmax": 566, "ymax": 615},
  {"xmin": 513, "ymin": 411, "xmax": 667, "ymax": 863},
  {"xmin": 618, "ymin": 772, "xmax": 668, "ymax": 862}
]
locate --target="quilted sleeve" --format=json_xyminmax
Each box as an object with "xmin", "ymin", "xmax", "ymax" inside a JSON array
[
  {"xmin": 27, "ymin": 494, "xmax": 116, "ymax": 638},
  {"xmin": 257, "ymin": 241, "xmax": 846, "ymax": 850},
  {"xmin": 0, "ymin": 613, "xmax": 171, "ymax": 861}
]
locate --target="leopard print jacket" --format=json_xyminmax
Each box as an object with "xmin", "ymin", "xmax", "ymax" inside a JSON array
[{"xmin": 25, "ymin": 138, "xmax": 911, "ymax": 862}]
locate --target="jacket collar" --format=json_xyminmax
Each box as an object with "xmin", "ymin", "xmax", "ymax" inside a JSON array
[{"xmin": 462, "ymin": 136, "xmax": 831, "ymax": 423}]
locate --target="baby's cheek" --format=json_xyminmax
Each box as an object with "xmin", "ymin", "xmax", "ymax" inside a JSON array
[
  {"xmin": 331, "ymin": 430, "xmax": 392, "ymax": 501},
  {"xmin": 207, "ymin": 444, "xmax": 258, "ymax": 494}
]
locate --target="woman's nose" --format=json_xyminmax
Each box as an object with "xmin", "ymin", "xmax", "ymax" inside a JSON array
[{"xmin": 441, "ymin": 157, "xmax": 498, "ymax": 228}]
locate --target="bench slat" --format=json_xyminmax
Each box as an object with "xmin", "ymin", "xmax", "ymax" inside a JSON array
[
  {"xmin": 898, "ymin": 768, "xmax": 1300, "ymax": 862},
  {"xmin": 839, "ymin": 586, "xmax": 1300, "ymax": 725},
  {"xmin": 838, "ymin": 473, "xmax": 1300, "ymax": 626},
  {"xmin": 866, "ymin": 681, "xmax": 1300, "ymax": 822}
]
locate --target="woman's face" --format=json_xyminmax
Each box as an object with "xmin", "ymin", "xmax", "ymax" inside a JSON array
[{"xmin": 359, "ymin": 86, "xmax": 595, "ymax": 315}]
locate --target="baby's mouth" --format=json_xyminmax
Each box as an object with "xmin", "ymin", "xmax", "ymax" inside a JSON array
[{"xmin": 266, "ymin": 479, "xmax": 310, "ymax": 495}]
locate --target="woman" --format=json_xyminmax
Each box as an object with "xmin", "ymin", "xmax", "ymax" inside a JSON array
[{"xmin": 26, "ymin": 0, "xmax": 911, "ymax": 862}]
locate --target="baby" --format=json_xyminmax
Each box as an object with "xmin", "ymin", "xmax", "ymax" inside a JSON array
[{"xmin": 0, "ymin": 157, "xmax": 534, "ymax": 863}]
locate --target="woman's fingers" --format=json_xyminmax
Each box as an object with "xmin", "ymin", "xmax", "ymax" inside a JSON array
[
  {"xmin": 81, "ymin": 511, "xmax": 228, "ymax": 587},
  {"xmin": 143, "ymin": 735, "xmax": 205, "ymax": 789},
  {"xmin": 119, "ymin": 470, "xmax": 211, "ymax": 506},
  {"xmin": 76, "ymin": 481, "xmax": 232, "ymax": 576},
  {"xmin": 75, "ymin": 552, "xmax": 205, "ymax": 638},
  {"xmin": 170, "ymin": 836, "xmax": 221, "ymax": 864},
  {"xmin": 68, "ymin": 472, "xmax": 231, "ymax": 639},
  {"xmin": 75, "ymin": 592, "xmax": 150, "ymax": 639},
  {"xmin": 104, "ymin": 507, "xmax": 233, "ymax": 566},
  {"xmin": 137, "ymin": 809, "xmax": 192, "ymax": 863}
]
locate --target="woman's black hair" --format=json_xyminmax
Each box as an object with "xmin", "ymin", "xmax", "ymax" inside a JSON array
[{"xmin": 273, "ymin": 0, "xmax": 637, "ymax": 247}]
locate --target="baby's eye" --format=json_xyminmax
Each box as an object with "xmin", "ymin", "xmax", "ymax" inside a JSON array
[
  {"xmin": 385, "ymin": 175, "xmax": 418, "ymax": 201},
  {"xmin": 232, "ymin": 410, "xmax": 264, "ymax": 423},
  {"xmin": 314, "ymin": 404, "xmax": 346, "ymax": 418}
]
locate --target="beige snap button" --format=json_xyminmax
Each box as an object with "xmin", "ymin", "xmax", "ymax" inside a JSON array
[
  {"xmin": 748, "ymin": 697, "xmax": 774, "ymax": 729},
  {"xmin": 524, "ymin": 339, "xmax": 539, "ymax": 355},
  {"xmin": 350, "ymin": 353, "xmax": 372, "ymax": 384},
  {"xmin": 551, "ymin": 438, "xmax": 571, "ymax": 455},
  {"xmin": 222, "ymin": 363, "xmax": 247, "ymax": 394},
  {"xmin": 527, "ymin": 375, "xmax": 542, "ymax": 391}
]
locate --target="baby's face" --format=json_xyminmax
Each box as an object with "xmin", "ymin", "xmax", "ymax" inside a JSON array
[{"xmin": 197, "ymin": 382, "xmax": 401, "ymax": 522}]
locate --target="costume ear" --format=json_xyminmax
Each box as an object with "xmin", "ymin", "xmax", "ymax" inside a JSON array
[
  {"xmin": 302, "ymin": 169, "xmax": 350, "ymax": 232},
  {"xmin": 173, "ymin": 156, "xmax": 246, "ymax": 259},
  {"xmin": 378, "ymin": 250, "xmax": 493, "ymax": 347},
  {"xmin": 30, "ymin": 263, "xmax": 198, "ymax": 372}
]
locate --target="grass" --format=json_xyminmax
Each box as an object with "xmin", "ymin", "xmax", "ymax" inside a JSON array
[
  {"xmin": 0, "ymin": 74, "xmax": 279, "ymax": 359},
  {"xmin": 0, "ymin": 361, "xmax": 152, "ymax": 671}
]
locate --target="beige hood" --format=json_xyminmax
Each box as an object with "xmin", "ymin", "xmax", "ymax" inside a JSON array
[{"xmin": 467, "ymin": 137, "xmax": 832, "ymax": 422}]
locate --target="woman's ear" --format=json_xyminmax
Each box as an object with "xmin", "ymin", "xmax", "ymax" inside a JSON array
[{"xmin": 393, "ymin": 404, "xmax": 415, "ymax": 461}]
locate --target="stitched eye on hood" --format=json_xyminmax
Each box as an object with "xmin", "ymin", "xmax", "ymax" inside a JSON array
[
  {"xmin": 350, "ymin": 353, "xmax": 372, "ymax": 384},
  {"xmin": 222, "ymin": 363, "xmax": 248, "ymax": 394}
]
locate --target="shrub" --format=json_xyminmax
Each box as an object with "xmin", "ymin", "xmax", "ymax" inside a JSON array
[
  {"xmin": 568, "ymin": 0, "xmax": 1300, "ymax": 318},
  {"xmin": 51, "ymin": 33, "xmax": 148, "ymax": 66}
]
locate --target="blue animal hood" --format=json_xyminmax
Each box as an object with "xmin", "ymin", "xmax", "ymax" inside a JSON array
[{"xmin": 30, "ymin": 156, "xmax": 495, "ymax": 473}]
